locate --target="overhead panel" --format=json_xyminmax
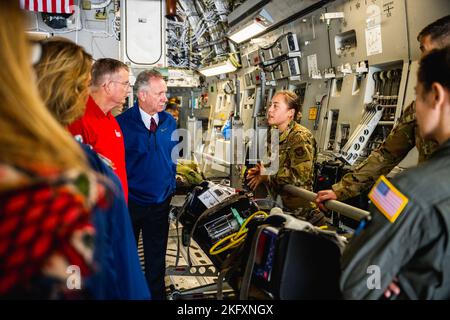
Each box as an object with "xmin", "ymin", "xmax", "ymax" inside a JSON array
[
  {"xmin": 122, "ymin": 0, "xmax": 166, "ymax": 67},
  {"xmin": 228, "ymin": 0, "xmax": 271, "ymax": 27},
  {"xmin": 297, "ymin": 9, "xmax": 332, "ymax": 80},
  {"xmin": 326, "ymin": 0, "xmax": 408, "ymax": 66},
  {"xmin": 227, "ymin": 0, "xmax": 334, "ymax": 42}
]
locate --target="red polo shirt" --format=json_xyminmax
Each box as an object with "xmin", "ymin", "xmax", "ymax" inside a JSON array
[{"xmin": 69, "ymin": 96, "xmax": 128, "ymax": 201}]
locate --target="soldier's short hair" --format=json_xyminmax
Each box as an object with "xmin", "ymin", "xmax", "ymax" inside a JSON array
[
  {"xmin": 418, "ymin": 15, "xmax": 450, "ymax": 47},
  {"xmin": 91, "ymin": 58, "xmax": 128, "ymax": 87},
  {"xmin": 418, "ymin": 45, "xmax": 450, "ymax": 92},
  {"xmin": 135, "ymin": 69, "xmax": 165, "ymax": 94},
  {"xmin": 275, "ymin": 90, "xmax": 302, "ymax": 119}
]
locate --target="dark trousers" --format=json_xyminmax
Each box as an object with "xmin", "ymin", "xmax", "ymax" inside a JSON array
[{"xmin": 128, "ymin": 197, "xmax": 171, "ymax": 300}]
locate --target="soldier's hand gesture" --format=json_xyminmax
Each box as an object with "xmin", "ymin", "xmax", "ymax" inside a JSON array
[{"xmin": 246, "ymin": 163, "xmax": 268, "ymax": 190}]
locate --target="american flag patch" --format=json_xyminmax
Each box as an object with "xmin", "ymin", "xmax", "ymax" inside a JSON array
[{"xmin": 368, "ymin": 176, "xmax": 408, "ymax": 223}]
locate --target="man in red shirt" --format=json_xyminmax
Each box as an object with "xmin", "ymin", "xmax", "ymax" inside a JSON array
[{"xmin": 69, "ymin": 58, "xmax": 130, "ymax": 200}]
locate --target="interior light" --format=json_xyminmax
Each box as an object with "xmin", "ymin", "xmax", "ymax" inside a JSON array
[
  {"xmin": 198, "ymin": 59, "xmax": 237, "ymax": 77},
  {"xmin": 228, "ymin": 9, "xmax": 273, "ymax": 44},
  {"xmin": 229, "ymin": 20, "xmax": 267, "ymax": 43}
]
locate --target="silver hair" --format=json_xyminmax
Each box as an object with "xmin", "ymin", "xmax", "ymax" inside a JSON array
[{"xmin": 134, "ymin": 69, "xmax": 164, "ymax": 94}]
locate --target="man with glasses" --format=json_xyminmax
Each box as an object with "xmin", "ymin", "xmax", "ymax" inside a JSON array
[{"xmin": 69, "ymin": 58, "xmax": 130, "ymax": 200}]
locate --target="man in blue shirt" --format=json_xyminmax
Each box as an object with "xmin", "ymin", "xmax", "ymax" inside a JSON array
[{"xmin": 117, "ymin": 70, "xmax": 177, "ymax": 300}]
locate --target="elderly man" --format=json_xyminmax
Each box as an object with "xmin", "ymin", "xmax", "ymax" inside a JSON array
[
  {"xmin": 69, "ymin": 58, "xmax": 130, "ymax": 200},
  {"xmin": 117, "ymin": 70, "xmax": 177, "ymax": 300}
]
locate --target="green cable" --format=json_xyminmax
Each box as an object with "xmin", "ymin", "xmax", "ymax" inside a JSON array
[{"xmin": 231, "ymin": 207, "xmax": 244, "ymax": 226}]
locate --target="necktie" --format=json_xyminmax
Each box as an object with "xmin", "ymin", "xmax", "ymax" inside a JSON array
[{"xmin": 150, "ymin": 117, "xmax": 157, "ymax": 133}]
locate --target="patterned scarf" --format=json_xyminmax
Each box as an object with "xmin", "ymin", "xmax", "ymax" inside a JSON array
[{"xmin": 0, "ymin": 164, "xmax": 106, "ymax": 298}]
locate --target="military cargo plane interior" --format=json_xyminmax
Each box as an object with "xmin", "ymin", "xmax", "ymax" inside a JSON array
[{"xmin": 2, "ymin": 0, "xmax": 450, "ymax": 301}]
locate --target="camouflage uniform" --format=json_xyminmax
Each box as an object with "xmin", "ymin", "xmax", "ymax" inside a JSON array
[
  {"xmin": 332, "ymin": 101, "xmax": 439, "ymax": 201},
  {"xmin": 266, "ymin": 121, "xmax": 325, "ymax": 224},
  {"xmin": 176, "ymin": 160, "xmax": 204, "ymax": 188}
]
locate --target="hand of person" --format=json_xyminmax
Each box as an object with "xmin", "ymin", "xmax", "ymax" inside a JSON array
[
  {"xmin": 246, "ymin": 166, "xmax": 260, "ymax": 179},
  {"xmin": 247, "ymin": 174, "xmax": 268, "ymax": 190},
  {"xmin": 246, "ymin": 163, "xmax": 267, "ymax": 190},
  {"xmin": 384, "ymin": 278, "xmax": 401, "ymax": 299},
  {"xmin": 315, "ymin": 189, "xmax": 338, "ymax": 212}
]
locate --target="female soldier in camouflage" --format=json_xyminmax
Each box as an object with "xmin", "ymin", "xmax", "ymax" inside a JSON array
[{"xmin": 247, "ymin": 90, "xmax": 325, "ymax": 225}]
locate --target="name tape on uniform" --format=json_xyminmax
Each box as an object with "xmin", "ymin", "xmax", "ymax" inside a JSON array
[{"xmin": 368, "ymin": 176, "xmax": 408, "ymax": 223}]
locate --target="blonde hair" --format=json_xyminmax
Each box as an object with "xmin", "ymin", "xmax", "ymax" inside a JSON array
[
  {"xmin": 0, "ymin": 2, "xmax": 88, "ymax": 173},
  {"xmin": 34, "ymin": 37, "xmax": 93, "ymax": 126}
]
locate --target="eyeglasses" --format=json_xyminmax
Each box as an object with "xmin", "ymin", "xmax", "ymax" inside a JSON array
[{"xmin": 111, "ymin": 80, "xmax": 131, "ymax": 88}]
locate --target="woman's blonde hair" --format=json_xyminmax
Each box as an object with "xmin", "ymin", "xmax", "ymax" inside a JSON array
[
  {"xmin": 0, "ymin": 2, "xmax": 88, "ymax": 173},
  {"xmin": 34, "ymin": 37, "xmax": 93, "ymax": 126}
]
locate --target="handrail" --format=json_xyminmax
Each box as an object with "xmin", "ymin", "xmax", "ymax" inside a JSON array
[{"xmin": 283, "ymin": 185, "xmax": 370, "ymax": 221}]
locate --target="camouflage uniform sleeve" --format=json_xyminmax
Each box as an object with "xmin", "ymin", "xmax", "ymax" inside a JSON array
[
  {"xmin": 332, "ymin": 102, "xmax": 417, "ymax": 201},
  {"xmin": 268, "ymin": 132, "xmax": 315, "ymax": 191}
]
